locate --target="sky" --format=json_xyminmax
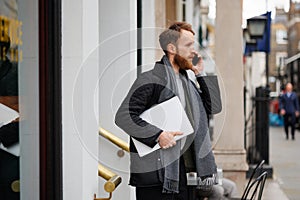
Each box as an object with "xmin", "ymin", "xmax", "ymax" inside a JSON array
[
  {"xmin": 208, "ymin": 0, "xmax": 292, "ymax": 23},
  {"xmin": 243, "ymin": 0, "xmax": 289, "ymax": 19}
]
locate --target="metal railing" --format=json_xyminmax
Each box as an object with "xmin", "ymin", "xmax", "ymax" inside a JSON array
[
  {"xmin": 95, "ymin": 127, "xmax": 129, "ymax": 200},
  {"xmin": 99, "ymin": 127, "xmax": 129, "ymax": 152},
  {"xmin": 94, "ymin": 163, "xmax": 122, "ymax": 200}
]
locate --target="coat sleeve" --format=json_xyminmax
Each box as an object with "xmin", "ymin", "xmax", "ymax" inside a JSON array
[
  {"xmin": 115, "ymin": 76, "xmax": 164, "ymax": 148},
  {"xmin": 196, "ymin": 75, "xmax": 222, "ymax": 115}
]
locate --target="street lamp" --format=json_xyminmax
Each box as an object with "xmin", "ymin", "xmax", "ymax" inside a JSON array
[
  {"xmin": 247, "ymin": 16, "xmax": 267, "ymax": 39},
  {"xmin": 246, "ymin": 15, "xmax": 269, "ymax": 87},
  {"xmin": 243, "ymin": 28, "xmax": 257, "ymax": 47},
  {"xmin": 245, "ymin": 14, "xmax": 272, "ymax": 177}
]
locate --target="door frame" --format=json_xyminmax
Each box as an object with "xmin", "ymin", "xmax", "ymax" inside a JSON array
[{"xmin": 39, "ymin": 1, "xmax": 62, "ymax": 200}]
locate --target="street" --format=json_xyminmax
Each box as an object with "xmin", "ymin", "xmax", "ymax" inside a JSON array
[{"xmin": 263, "ymin": 126, "xmax": 300, "ymax": 200}]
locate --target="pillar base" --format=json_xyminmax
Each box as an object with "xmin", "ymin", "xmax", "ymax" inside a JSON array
[{"xmin": 214, "ymin": 149, "xmax": 248, "ymax": 195}]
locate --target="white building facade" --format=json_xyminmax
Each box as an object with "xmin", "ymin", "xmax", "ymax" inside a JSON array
[{"xmin": 0, "ymin": 0, "xmax": 247, "ymax": 199}]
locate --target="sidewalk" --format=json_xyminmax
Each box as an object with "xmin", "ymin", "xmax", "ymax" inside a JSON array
[
  {"xmin": 263, "ymin": 178, "xmax": 289, "ymax": 200},
  {"xmin": 262, "ymin": 126, "xmax": 300, "ymax": 200}
]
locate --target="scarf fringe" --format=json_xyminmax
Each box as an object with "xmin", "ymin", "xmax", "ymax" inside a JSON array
[{"xmin": 162, "ymin": 179, "xmax": 179, "ymax": 193}]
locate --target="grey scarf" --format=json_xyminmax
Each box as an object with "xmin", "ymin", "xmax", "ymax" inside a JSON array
[{"xmin": 160, "ymin": 56, "xmax": 217, "ymax": 193}]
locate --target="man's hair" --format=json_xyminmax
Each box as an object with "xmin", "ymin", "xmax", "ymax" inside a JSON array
[{"xmin": 159, "ymin": 22, "xmax": 195, "ymax": 56}]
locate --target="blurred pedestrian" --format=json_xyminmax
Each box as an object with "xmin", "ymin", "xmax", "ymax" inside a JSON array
[{"xmin": 279, "ymin": 83, "xmax": 300, "ymax": 140}]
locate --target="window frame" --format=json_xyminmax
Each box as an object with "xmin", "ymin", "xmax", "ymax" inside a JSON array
[{"xmin": 39, "ymin": 1, "xmax": 62, "ymax": 200}]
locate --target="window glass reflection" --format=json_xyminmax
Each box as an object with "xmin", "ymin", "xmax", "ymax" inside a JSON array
[{"xmin": 0, "ymin": 1, "xmax": 21, "ymax": 200}]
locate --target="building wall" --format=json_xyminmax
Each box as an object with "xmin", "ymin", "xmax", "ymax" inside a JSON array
[
  {"xmin": 269, "ymin": 9, "xmax": 288, "ymax": 92},
  {"xmin": 142, "ymin": 0, "xmax": 166, "ymax": 72},
  {"xmin": 98, "ymin": 0, "xmax": 137, "ymax": 199},
  {"xmin": 166, "ymin": 0, "xmax": 177, "ymax": 26},
  {"xmin": 214, "ymin": 0, "xmax": 248, "ymax": 194},
  {"xmin": 60, "ymin": 0, "xmax": 247, "ymax": 199},
  {"xmin": 62, "ymin": 0, "xmax": 99, "ymax": 199},
  {"xmin": 18, "ymin": 0, "xmax": 40, "ymax": 199},
  {"xmin": 0, "ymin": 0, "xmax": 248, "ymax": 199},
  {"xmin": 286, "ymin": 2, "xmax": 300, "ymax": 91},
  {"xmin": 288, "ymin": 2, "xmax": 300, "ymax": 56},
  {"xmin": 288, "ymin": 23, "xmax": 300, "ymax": 55}
]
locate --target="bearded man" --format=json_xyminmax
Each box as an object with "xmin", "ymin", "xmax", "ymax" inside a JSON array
[{"xmin": 115, "ymin": 22, "xmax": 221, "ymax": 200}]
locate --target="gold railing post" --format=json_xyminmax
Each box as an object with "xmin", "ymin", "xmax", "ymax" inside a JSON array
[
  {"xmin": 93, "ymin": 193, "xmax": 112, "ymax": 200},
  {"xmin": 96, "ymin": 164, "xmax": 122, "ymax": 199},
  {"xmin": 96, "ymin": 127, "xmax": 128, "ymax": 199},
  {"xmin": 99, "ymin": 127, "xmax": 130, "ymax": 152}
]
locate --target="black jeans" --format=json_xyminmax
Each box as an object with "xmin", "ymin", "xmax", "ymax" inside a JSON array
[
  {"xmin": 136, "ymin": 185, "xmax": 189, "ymax": 200},
  {"xmin": 283, "ymin": 113, "xmax": 296, "ymax": 138},
  {"xmin": 136, "ymin": 158, "xmax": 188, "ymax": 200}
]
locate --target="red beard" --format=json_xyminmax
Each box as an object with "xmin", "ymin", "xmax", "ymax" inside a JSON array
[{"xmin": 174, "ymin": 54, "xmax": 193, "ymax": 70}]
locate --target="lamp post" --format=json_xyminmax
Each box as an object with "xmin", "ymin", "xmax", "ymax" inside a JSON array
[
  {"xmin": 247, "ymin": 16, "xmax": 268, "ymax": 87},
  {"xmin": 245, "ymin": 15, "xmax": 272, "ymax": 177}
]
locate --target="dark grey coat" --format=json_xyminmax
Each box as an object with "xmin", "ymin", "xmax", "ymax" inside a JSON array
[{"xmin": 115, "ymin": 58, "xmax": 219, "ymax": 187}]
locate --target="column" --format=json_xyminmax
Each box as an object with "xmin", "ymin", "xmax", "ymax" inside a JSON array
[{"xmin": 214, "ymin": 0, "xmax": 248, "ymax": 194}]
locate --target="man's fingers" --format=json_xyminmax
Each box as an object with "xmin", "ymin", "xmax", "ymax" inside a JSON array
[
  {"xmin": 171, "ymin": 131, "xmax": 183, "ymax": 136},
  {"xmin": 158, "ymin": 131, "xmax": 183, "ymax": 149}
]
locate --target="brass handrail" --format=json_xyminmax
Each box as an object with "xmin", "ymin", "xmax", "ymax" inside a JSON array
[
  {"xmin": 95, "ymin": 128, "xmax": 127, "ymax": 200},
  {"xmin": 99, "ymin": 127, "xmax": 130, "ymax": 152},
  {"xmin": 98, "ymin": 163, "xmax": 122, "ymax": 193},
  {"xmin": 95, "ymin": 164, "xmax": 122, "ymax": 199}
]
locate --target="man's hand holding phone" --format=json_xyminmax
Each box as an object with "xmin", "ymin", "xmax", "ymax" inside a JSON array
[{"xmin": 191, "ymin": 54, "xmax": 204, "ymax": 76}]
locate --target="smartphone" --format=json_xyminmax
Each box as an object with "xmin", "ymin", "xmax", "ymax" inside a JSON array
[{"xmin": 192, "ymin": 54, "xmax": 200, "ymax": 65}]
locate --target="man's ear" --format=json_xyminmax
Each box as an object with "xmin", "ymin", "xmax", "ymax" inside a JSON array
[{"xmin": 167, "ymin": 43, "xmax": 176, "ymax": 54}]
